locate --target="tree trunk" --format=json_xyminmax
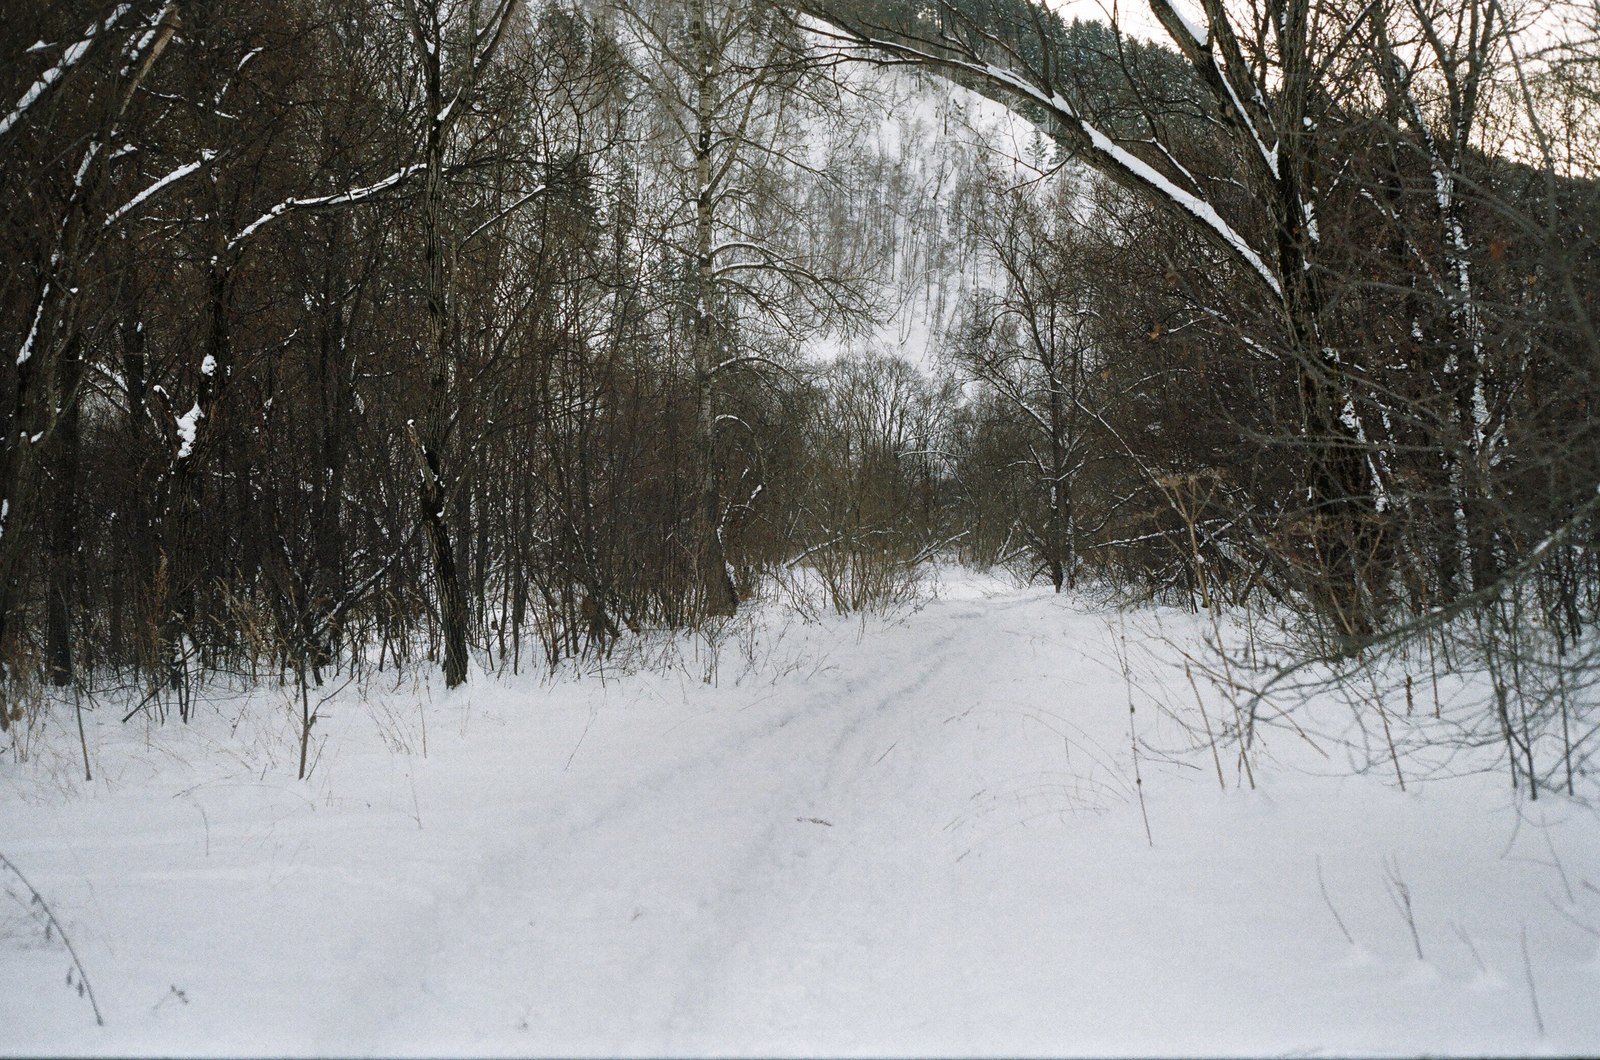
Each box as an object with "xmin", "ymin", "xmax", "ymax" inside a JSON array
[
  {"xmin": 691, "ymin": 1, "xmax": 738, "ymax": 619},
  {"xmin": 46, "ymin": 338, "xmax": 84, "ymax": 686},
  {"xmin": 412, "ymin": 3, "xmax": 471, "ymax": 686}
]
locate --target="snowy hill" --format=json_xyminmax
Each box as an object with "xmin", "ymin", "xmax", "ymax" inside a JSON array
[{"xmin": 5, "ymin": 572, "xmax": 1598, "ymax": 1055}]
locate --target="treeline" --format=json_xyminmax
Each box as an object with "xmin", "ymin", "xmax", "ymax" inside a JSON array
[
  {"xmin": 0, "ymin": 0, "xmax": 930, "ymax": 719},
  {"xmin": 822, "ymin": 0, "xmax": 1600, "ymax": 633}
]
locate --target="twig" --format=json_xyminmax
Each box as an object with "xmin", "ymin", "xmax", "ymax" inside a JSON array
[
  {"xmin": 1187, "ymin": 661, "xmax": 1226, "ymax": 792},
  {"xmin": 564, "ymin": 702, "xmax": 597, "ymax": 771},
  {"xmin": 1521, "ymin": 923, "xmax": 1545, "ymax": 1037},
  {"xmin": 1372, "ymin": 684, "xmax": 1407, "ymax": 793},
  {"xmin": 0, "ymin": 851, "xmax": 104, "ymax": 1026},
  {"xmin": 1383, "ymin": 856, "xmax": 1425, "ymax": 961},
  {"xmin": 120, "ymin": 685, "xmax": 162, "ymax": 724},
  {"xmin": 73, "ymin": 685, "xmax": 91, "ymax": 782},
  {"xmin": 1450, "ymin": 920, "xmax": 1487, "ymax": 974},
  {"xmin": 1316, "ymin": 856, "xmax": 1355, "ymax": 945},
  {"xmin": 1121, "ymin": 617, "xmax": 1154, "ymax": 847}
]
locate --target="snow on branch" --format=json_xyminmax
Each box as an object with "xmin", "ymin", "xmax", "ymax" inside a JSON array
[
  {"xmin": 1147, "ymin": 0, "xmax": 1280, "ymax": 181},
  {"xmin": 436, "ymin": 0, "xmax": 523, "ymax": 134},
  {"xmin": 15, "ymin": 259, "xmax": 57, "ymax": 367},
  {"xmin": 102, "ymin": 150, "xmax": 215, "ymax": 229},
  {"xmin": 0, "ymin": 4, "xmax": 137, "ymax": 144},
  {"xmin": 227, "ymin": 164, "xmax": 426, "ymax": 252},
  {"xmin": 174, "ymin": 402, "xmax": 203, "ymax": 460},
  {"xmin": 805, "ymin": 19, "xmax": 1283, "ymax": 302},
  {"xmin": 461, "ymin": 183, "xmax": 547, "ymax": 245},
  {"xmin": 1076, "ymin": 120, "xmax": 1280, "ymax": 298}
]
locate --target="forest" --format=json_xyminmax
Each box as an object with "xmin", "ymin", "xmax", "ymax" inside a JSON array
[
  {"xmin": 4, "ymin": 0, "xmax": 1600, "ymax": 783},
  {"xmin": 8, "ymin": 0, "xmax": 1600, "ymax": 1053}
]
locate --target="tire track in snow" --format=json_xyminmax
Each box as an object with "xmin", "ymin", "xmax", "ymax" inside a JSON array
[
  {"xmin": 657, "ymin": 596, "xmax": 1069, "ymax": 1048},
  {"xmin": 312, "ymin": 591, "xmax": 1105, "ymax": 1052}
]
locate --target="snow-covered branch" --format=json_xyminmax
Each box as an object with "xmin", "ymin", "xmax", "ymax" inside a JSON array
[
  {"xmin": 0, "ymin": 4, "xmax": 138, "ymax": 144},
  {"xmin": 1147, "ymin": 0, "xmax": 1280, "ymax": 183},
  {"xmin": 102, "ymin": 151, "xmax": 215, "ymax": 229},
  {"xmin": 460, "ymin": 183, "xmax": 548, "ymax": 246},
  {"xmin": 227, "ymin": 164, "xmax": 427, "ymax": 252},
  {"xmin": 805, "ymin": 19, "xmax": 1283, "ymax": 301}
]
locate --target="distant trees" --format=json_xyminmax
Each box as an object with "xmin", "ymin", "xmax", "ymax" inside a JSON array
[
  {"xmin": 808, "ymin": 0, "xmax": 1600, "ymax": 794},
  {"xmin": 810, "ymin": 0, "xmax": 1392, "ymax": 634},
  {"xmin": 949, "ymin": 171, "xmax": 1095, "ymax": 592},
  {"xmin": 0, "ymin": 0, "xmax": 899, "ymax": 732},
  {"xmin": 811, "ymin": 0, "xmax": 1599, "ymax": 627},
  {"xmin": 791, "ymin": 348, "xmax": 957, "ymax": 612},
  {"xmin": 614, "ymin": 0, "xmax": 872, "ymax": 617}
]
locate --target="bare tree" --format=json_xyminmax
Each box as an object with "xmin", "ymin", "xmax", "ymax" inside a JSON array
[
  {"xmin": 1, "ymin": 1, "xmax": 179, "ymax": 724},
  {"xmin": 398, "ymin": 0, "xmax": 524, "ymax": 687},
  {"xmin": 614, "ymin": 0, "xmax": 870, "ymax": 617},
  {"xmin": 952, "ymin": 166, "xmax": 1096, "ymax": 591},
  {"xmin": 806, "ymin": 0, "xmax": 1396, "ymax": 634}
]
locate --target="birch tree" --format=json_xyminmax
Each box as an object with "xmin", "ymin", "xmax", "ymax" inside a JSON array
[
  {"xmin": 1365, "ymin": 0, "xmax": 1508, "ymax": 598},
  {"xmin": 614, "ymin": 0, "xmax": 868, "ymax": 618}
]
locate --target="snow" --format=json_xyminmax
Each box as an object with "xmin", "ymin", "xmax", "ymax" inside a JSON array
[
  {"xmin": 73, "ymin": 141, "xmax": 101, "ymax": 188},
  {"xmin": 815, "ymin": 23, "xmax": 1287, "ymax": 309},
  {"xmin": 805, "ymin": 63, "xmax": 1038, "ymax": 372},
  {"xmin": 1079, "ymin": 121, "xmax": 1282, "ymax": 298},
  {"xmin": 102, "ymin": 153, "xmax": 214, "ymax": 230},
  {"xmin": 0, "ymin": 6, "xmax": 133, "ymax": 143},
  {"xmin": 4, "ymin": 570, "xmax": 1598, "ymax": 1056},
  {"xmin": 1172, "ymin": 5, "xmax": 1210, "ymax": 48},
  {"xmin": 227, "ymin": 164, "xmax": 427, "ymax": 252},
  {"xmin": 173, "ymin": 402, "xmax": 202, "ymax": 459}
]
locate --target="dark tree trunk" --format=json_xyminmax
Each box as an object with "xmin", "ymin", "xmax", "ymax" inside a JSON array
[{"xmin": 46, "ymin": 339, "xmax": 84, "ymax": 687}]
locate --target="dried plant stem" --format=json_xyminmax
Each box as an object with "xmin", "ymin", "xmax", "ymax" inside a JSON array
[
  {"xmin": 1130, "ymin": 705, "xmax": 1152, "ymax": 848},
  {"xmin": 73, "ymin": 685, "xmax": 91, "ymax": 783},
  {"xmin": 1316, "ymin": 856, "xmax": 1354, "ymax": 945},
  {"xmin": 1427, "ymin": 632, "xmax": 1441, "ymax": 718},
  {"xmin": 1450, "ymin": 920, "xmax": 1487, "ymax": 974},
  {"xmin": 1187, "ymin": 661, "xmax": 1226, "ymax": 793},
  {"xmin": 1119, "ymin": 619, "xmax": 1153, "ymax": 847},
  {"xmin": 0, "ymin": 851, "xmax": 103, "ymax": 1026},
  {"xmin": 1521, "ymin": 923, "xmax": 1545, "ymax": 1037},
  {"xmin": 1383, "ymin": 857, "xmax": 1424, "ymax": 961},
  {"xmin": 1371, "ymin": 681, "xmax": 1406, "ymax": 792}
]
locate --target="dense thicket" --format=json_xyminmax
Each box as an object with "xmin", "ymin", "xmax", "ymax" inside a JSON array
[
  {"xmin": 0, "ymin": 0, "xmax": 902, "ymax": 730},
  {"xmin": 818, "ymin": 0, "xmax": 1600, "ymax": 792}
]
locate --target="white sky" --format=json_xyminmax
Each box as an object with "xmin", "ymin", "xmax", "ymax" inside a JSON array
[{"xmin": 1044, "ymin": 0, "xmax": 1173, "ymax": 41}]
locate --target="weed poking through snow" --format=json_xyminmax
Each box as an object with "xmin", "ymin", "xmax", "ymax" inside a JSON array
[{"xmin": 0, "ymin": 850, "xmax": 103, "ymax": 1026}]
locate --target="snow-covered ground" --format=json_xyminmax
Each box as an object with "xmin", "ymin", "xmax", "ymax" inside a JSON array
[{"xmin": 4, "ymin": 569, "xmax": 1599, "ymax": 1056}]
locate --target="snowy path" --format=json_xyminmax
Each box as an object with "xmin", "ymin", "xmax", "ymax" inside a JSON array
[{"xmin": 5, "ymin": 576, "xmax": 1600, "ymax": 1056}]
